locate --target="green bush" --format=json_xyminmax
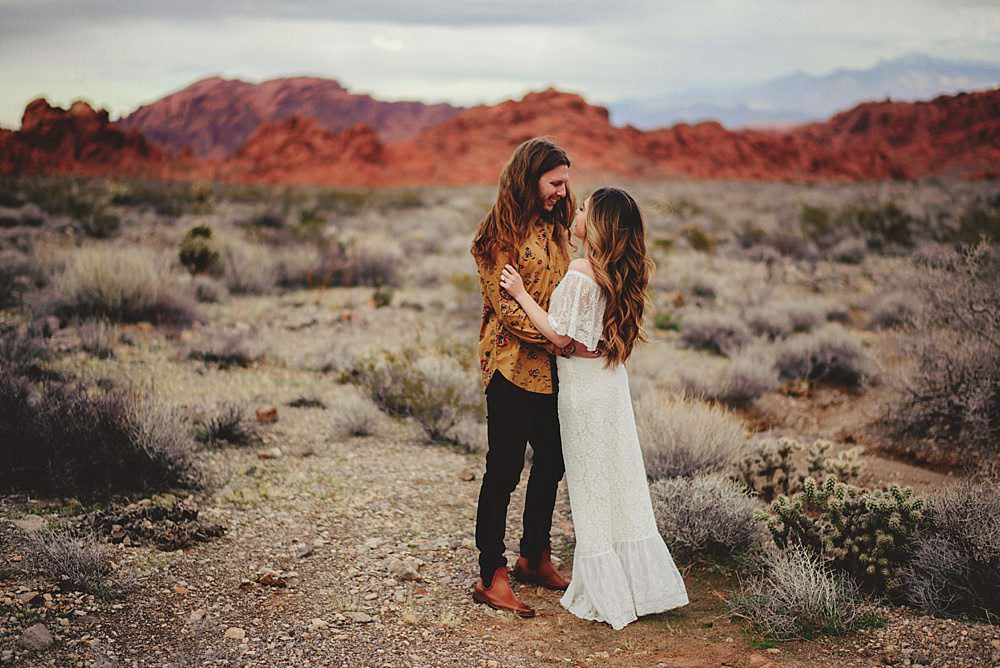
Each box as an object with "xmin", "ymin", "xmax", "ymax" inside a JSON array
[
  {"xmin": 763, "ymin": 476, "xmax": 924, "ymax": 593},
  {"xmin": 179, "ymin": 224, "xmax": 220, "ymax": 275},
  {"xmin": 737, "ymin": 437, "xmax": 863, "ymax": 503}
]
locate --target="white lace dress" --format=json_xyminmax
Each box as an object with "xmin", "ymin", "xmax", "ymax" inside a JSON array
[{"xmin": 547, "ymin": 269, "xmax": 689, "ymax": 630}]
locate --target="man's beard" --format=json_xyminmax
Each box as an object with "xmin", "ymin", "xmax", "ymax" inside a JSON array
[{"xmin": 538, "ymin": 198, "xmax": 561, "ymax": 223}]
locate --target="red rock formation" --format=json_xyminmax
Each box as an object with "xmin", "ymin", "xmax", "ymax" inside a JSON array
[
  {"xmin": 217, "ymin": 116, "xmax": 387, "ymax": 186},
  {"xmin": 3, "ymin": 87, "xmax": 997, "ymax": 185},
  {"xmin": 0, "ymin": 98, "xmax": 178, "ymax": 177},
  {"xmin": 116, "ymin": 76, "xmax": 462, "ymax": 159}
]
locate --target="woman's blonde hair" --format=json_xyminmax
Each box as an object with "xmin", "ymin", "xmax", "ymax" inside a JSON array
[{"xmin": 584, "ymin": 187, "xmax": 654, "ymax": 366}]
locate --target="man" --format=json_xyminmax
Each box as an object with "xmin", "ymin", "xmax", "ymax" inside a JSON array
[{"xmin": 470, "ymin": 137, "xmax": 595, "ymax": 618}]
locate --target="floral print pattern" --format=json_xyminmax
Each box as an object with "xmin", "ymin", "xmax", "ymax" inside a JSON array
[{"xmin": 475, "ymin": 218, "xmax": 572, "ymax": 394}]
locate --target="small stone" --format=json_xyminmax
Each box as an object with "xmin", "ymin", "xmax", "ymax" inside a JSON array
[
  {"xmin": 188, "ymin": 609, "xmax": 206, "ymax": 624},
  {"xmin": 344, "ymin": 611, "xmax": 373, "ymax": 624},
  {"xmin": 19, "ymin": 591, "xmax": 42, "ymax": 606},
  {"xmin": 257, "ymin": 447, "xmax": 283, "ymax": 460},
  {"xmin": 458, "ymin": 467, "xmax": 476, "ymax": 482},
  {"xmin": 20, "ymin": 623, "xmax": 54, "ymax": 651},
  {"xmin": 224, "ymin": 627, "xmax": 246, "ymax": 641},
  {"xmin": 256, "ymin": 406, "xmax": 278, "ymax": 424},
  {"xmin": 364, "ymin": 592, "xmax": 378, "ymax": 601},
  {"xmin": 12, "ymin": 514, "xmax": 45, "ymax": 533},
  {"xmin": 309, "ymin": 618, "xmax": 328, "ymax": 630},
  {"xmin": 765, "ymin": 647, "xmax": 780, "ymax": 654},
  {"xmin": 387, "ymin": 557, "xmax": 421, "ymax": 582},
  {"xmin": 487, "ymin": 661, "xmax": 499, "ymax": 668}
]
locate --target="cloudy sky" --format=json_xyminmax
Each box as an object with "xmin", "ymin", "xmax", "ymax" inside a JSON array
[{"xmin": 1, "ymin": 0, "xmax": 998, "ymax": 128}]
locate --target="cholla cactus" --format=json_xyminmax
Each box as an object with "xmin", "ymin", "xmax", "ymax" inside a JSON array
[
  {"xmin": 738, "ymin": 437, "xmax": 863, "ymax": 503},
  {"xmin": 738, "ymin": 437, "xmax": 800, "ymax": 502},
  {"xmin": 764, "ymin": 475, "xmax": 924, "ymax": 593}
]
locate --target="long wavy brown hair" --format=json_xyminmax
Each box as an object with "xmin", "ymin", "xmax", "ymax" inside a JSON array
[
  {"xmin": 584, "ymin": 187, "xmax": 655, "ymax": 367},
  {"xmin": 471, "ymin": 137, "xmax": 574, "ymax": 266}
]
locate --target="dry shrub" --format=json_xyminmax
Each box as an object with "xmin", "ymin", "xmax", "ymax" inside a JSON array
[
  {"xmin": 0, "ymin": 249, "xmax": 33, "ymax": 308},
  {"xmin": 680, "ymin": 310, "xmax": 751, "ymax": 355},
  {"xmin": 0, "ymin": 321, "xmax": 50, "ymax": 373},
  {"xmin": 330, "ymin": 393, "xmax": 382, "ymax": 437},
  {"xmin": 774, "ymin": 325, "xmax": 874, "ymax": 387},
  {"xmin": 902, "ymin": 481, "xmax": 1000, "ymax": 620},
  {"xmin": 0, "ymin": 368, "xmax": 199, "ymax": 496},
  {"xmin": 729, "ymin": 546, "xmax": 869, "ymax": 640},
  {"xmin": 636, "ymin": 394, "xmax": 748, "ymax": 480},
  {"xmin": 76, "ymin": 318, "xmax": 118, "ymax": 359},
  {"xmin": 650, "ymin": 475, "xmax": 768, "ymax": 563},
  {"xmin": 28, "ymin": 529, "xmax": 128, "ymax": 598},
  {"xmin": 196, "ymin": 402, "xmax": 260, "ymax": 446},
  {"xmin": 348, "ymin": 235, "xmax": 402, "ymax": 287},
  {"xmin": 218, "ymin": 237, "xmax": 278, "ymax": 295},
  {"xmin": 680, "ymin": 343, "xmax": 778, "ymax": 405},
  {"xmin": 885, "ymin": 242, "xmax": 999, "ymax": 461},
  {"xmin": 188, "ymin": 331, "xmax": 263, "ymax": 369},
  {"xmin": 868, "ymin": 292, "xmax": 919, "ymax": 329},
  {"xmin": 355, "ymin": 348, "xmax": 479, "ymax": 442},
  {"xmin": 50, "ymin": 245, "xmax": 198, "ymax": 325}
]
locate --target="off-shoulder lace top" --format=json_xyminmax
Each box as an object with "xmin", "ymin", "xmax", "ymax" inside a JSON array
[{"xmin": 547, "ymin": 269, "xmax": 606, "ymax": 352}]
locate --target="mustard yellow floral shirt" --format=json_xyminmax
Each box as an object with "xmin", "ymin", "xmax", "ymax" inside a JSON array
[{"xmin": 475, "ymin": 219, "xmax": 574, "ymax": 394}]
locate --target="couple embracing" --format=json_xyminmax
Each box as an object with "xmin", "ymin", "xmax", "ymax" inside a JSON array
[{"xmin": 470, "ymin": 137, "xmax": 689, "ymax": 630}]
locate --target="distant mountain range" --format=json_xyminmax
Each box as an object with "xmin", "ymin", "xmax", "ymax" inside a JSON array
[
  {"xmin": 116, "ymin": 76, "xmax": 462, "ymax": 159},
  {"xmin": 609, "ymin": 53, "xmax": 1000, "ymax": 128}
]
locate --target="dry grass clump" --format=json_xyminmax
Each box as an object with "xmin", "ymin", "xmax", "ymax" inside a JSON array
[
  {"xmin": 355, "ymin": 348, "xmax": 480, "ymax": 442},
  {"xmin": 0, "ymin": 368, "xmax": 200, "ymax": 496},
  {"xmin": 729, "ymin": 546, "xmax": 870, "ymax": 640},
  {"xmin": 0, "ymin": 249, "xmax": 33, "ymax": 308},
  {"xmin": 902, "ymin": 481, "xmax": 1000, "ymax": 620},
  {"xmin": 680, "ymin": 310, "xmax": 751, "ymax": 355},
  {"xmin": 650, "ymin": 475, "xmax": 768, "ymax": 563},
  {"xmin": 636, "ymin": 394, "xmax": 748, "ymax": 480},
  {"xmin": 868, "ymin": 292, "xmax": 919, "ymax": 329},
  {"xmin": 28, "ymin": 529, "xmax": 129, "ymax": 599},
  {"xmin": 187, "ymin": 331, "xmax": 263, "ymax": 369},
  {"xmin": 76, "ymin": 318, "xmax": 118, "ymax": 359},
  {"xmin": 195, "ymin": 402, "xmax": 260, "ymax": 447},
  {"xmin": 774, "ymin": 325, "xmax": 874, "ymax": 387},
  {"xmin": 49, "ymin": 244, "xmax": 198, "ymax": 325},
  {"xmin": 330, "ymin": 393, "xmax": 382, "ymax": 437},
  {"xmin": 218, "ymin": 237, "xmax": 279, "ymax": 295},
  {"xmin": 0, "ymin": 322, "xmax": 50, "ymax": 374},
  {"xmin": 680, "ymin": 343, "xmax": 779, "ymax": 405}
]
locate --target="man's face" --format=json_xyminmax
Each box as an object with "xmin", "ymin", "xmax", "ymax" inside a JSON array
[{"xmin": 537, "ymin": 164, "xmax": 569, "ymax": 211}]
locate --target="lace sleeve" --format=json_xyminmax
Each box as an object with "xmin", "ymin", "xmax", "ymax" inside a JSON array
[{"xmin": 547, "ymin": 271, "xmax": 605, "ymax": 352}]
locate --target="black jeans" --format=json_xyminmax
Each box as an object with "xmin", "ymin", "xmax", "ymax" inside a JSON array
[{"xmin": 475, "ymin": 371, "xmax": 565, "ymax": 586}]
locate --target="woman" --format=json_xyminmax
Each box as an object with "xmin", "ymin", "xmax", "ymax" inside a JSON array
[{"xmin": 499, "ymin": 187, "xmax": 688, "ymax": 630}]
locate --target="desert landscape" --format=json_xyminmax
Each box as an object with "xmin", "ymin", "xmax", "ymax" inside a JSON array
[{"xmin": 0, "ymin": 60, "xmax": 998, "ymax": 668}]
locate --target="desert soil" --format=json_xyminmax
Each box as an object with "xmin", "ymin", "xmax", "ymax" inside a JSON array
[{"xmin": 1, "ymin": 285, "xmax": 995, "ymax": 668}]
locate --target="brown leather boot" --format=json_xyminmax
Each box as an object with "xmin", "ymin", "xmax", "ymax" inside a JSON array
[
  {"xmin": 512, "ymin": 548, "xmax": 570, "ymax": 590},
  {"xmin": 472, "ymin": 567, "xmax": 535, "ymax": 618}
]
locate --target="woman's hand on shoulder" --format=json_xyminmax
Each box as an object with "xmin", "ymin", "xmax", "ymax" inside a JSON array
[
  {"xmin": 499, "ymin": 264, "xmax": 527, "ymax": 299},
  {"xmin": 568, "ymin": 257, "xmax": 594, "ymax": 278}
]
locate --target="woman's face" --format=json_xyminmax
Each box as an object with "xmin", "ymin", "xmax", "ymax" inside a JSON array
[{"xmin": 572, "ymin": 197, "xmax": 590, "ymax": 241}]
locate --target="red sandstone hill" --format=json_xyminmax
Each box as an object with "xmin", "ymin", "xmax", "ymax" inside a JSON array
[
  {"xmin": 116, "ymin": 76, "xmax": 462, "ymax": 159},
  {"xmin": 1, "ymin": 86, "xmax": 997, "ymax": 184},
  {"xmin": 0, "ymin": 98, "xmax": 179, "ymax": 177}
]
